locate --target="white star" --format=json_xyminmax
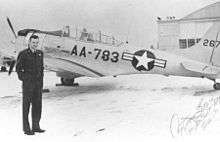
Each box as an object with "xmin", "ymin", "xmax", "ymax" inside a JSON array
[{"xmin": 135, "ymin": 51, "xmax": 154, "ymax": 70}]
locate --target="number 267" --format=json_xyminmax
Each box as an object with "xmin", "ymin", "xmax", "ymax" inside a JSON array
[{"xmin": 203, "ymin": 39, "xmax": 220, "ymax": 48}]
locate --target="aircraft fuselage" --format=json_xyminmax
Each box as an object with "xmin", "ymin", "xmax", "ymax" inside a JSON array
[{"xmin": 35, "ymin": 35, "xmax": 216, "ymax": 80}]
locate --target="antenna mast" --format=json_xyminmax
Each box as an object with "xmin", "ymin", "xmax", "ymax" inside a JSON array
[{"xmin": 209, "ymin": 30, "xmax": 220, "ymax": 65}]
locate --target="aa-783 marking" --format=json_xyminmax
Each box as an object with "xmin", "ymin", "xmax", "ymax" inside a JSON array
[{"xmin": 70, "ymin": 45, "xmax": 120, "ymax": 63}]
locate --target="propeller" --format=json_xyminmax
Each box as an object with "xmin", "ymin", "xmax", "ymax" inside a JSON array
[
  {"xmin": 7, "ymin": 17, "xmax": 17, "ymax": 39},
  {"xmin": 6, "ymin": 17, "xmax": 17, "ymax": 75},
  {"xmin": 8, "ymin": 60, "xmax": 16, "ymax": 75}
]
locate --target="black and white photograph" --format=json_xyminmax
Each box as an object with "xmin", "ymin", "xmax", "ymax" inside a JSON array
[{"xmin": 0, "ymin": 0, "xmax": 220, "ymax": 141}]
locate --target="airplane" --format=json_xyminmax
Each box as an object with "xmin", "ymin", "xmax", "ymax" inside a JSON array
[{"xmin": 5, "ymin": 17, "xmax": 220, "ymax": 90}]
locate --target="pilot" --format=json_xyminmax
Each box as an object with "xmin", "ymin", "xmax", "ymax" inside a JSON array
[
  {"xmin": 16, "ymin": 35, "xmax": 45, "ymax": 135},
  {"xmin": 80, "ymin": 28, "xmax": 88, "ymax": 41},
  {"xmin": 87, "ymin": 33, "xmax": 94, "ymax": 42}
]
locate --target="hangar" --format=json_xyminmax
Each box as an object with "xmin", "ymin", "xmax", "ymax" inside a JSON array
[{"xmin": 157, "ymin": 2, "xmax": 220, "ymax": 51}]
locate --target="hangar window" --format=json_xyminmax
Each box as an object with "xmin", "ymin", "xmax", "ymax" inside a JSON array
[
  {"xmin": 179, "ymin": 38, "xmax": 201, "ymax": 49},
  {"xmin": 188, "ymin": 39, "xmax": 195, "ymax": 47},
  {"xmin": 179, "ymin": 39, "xmax": 187, "ymax": 49}
]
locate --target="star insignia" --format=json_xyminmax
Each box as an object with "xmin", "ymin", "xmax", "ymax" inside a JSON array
[{"xmin": 134, "ymin": 51, "xmax": 154, "ymax": 70}]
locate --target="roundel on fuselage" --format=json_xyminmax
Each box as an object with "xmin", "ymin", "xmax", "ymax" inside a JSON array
[{"xmin": 132, "ymin": 50, "xmax": 155, "ymax": 71}]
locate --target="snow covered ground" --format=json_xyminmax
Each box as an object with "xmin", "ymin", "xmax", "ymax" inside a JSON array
[{"xmin": 0, "ymin": 71, "xmax": 220, "ymax": 141}]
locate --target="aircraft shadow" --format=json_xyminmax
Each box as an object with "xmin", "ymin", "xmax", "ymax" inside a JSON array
[
  {"xmin": 193, "ymin": 89, "xmax": 220, "ymax": 96},
  {"xmin": 158, "ymin": 85, "xmax": 220, "ymax": 97},
  {"xmin": 43, "ymin": 82, "xmax": 118, "ymax": 99}
]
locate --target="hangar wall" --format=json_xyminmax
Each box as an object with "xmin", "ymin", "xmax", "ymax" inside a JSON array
[{"xmin": 157, "ymin": 2, "xmax": 220, "ymax": 51}]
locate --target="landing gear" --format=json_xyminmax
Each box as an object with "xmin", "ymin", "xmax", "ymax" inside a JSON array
[
  {"xmin": 0, "ymin": 66, "xmax": 7, "ymax": 72},
  {"xmin": 57, "ymin": 77, "xmax": 79, "ymax": 86},
  {"xmin": 213, "ymin": 83, "xmax": 220, "ymax": 90},
  {"xmin": 212, "ymin": 79, "xmax": 220, "ymax": 90}
]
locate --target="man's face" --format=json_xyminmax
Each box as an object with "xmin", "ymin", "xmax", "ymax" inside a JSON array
[{"xmin": 29, "ymin": 38, "xmax": 39, "ymax": 51}]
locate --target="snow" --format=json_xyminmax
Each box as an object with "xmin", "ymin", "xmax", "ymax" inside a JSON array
[{"xmin": 0, "ymin": 71, "xmax": 220, "ymax": 141}]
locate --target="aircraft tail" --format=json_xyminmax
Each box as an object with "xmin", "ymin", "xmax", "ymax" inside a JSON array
[{"xmin": 176, "ymin": 22, "xmax": 220, "ymax": 67}]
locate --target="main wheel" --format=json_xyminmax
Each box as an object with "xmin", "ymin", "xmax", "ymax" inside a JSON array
[
  {"xmin": 61, "ymin": 78, "xmax": 74, "ymax": 86},
  {"xmin": 0, "ymin": 66, "xmax": 7, "ymax": 72},
  {"xmin": 213, "ymin": 83, "xmax": 220, "ymax": 90}
]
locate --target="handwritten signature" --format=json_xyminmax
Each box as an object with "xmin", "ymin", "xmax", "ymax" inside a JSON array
[{"xmin": 170, "ymin": 96, "xmax": 220, "ymax": 137}]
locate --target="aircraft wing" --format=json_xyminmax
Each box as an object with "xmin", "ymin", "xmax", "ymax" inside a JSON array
[
  {"xmin": 44, "ymin": 55, "xmax": 103, "ymax": 78},
  {"xmin": 181, "ymin": 61, "xmax": 220, "ymax": 75}
]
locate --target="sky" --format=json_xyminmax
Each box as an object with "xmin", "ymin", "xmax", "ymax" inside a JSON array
[{"xmin": 0, "ymin": 0, "xmax": 219, "ymax": 47}]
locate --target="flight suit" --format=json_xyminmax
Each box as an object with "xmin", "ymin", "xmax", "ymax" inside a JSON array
[{"xmin": 16, "ymin": 48, "xmax": 44, "ymax": 132}]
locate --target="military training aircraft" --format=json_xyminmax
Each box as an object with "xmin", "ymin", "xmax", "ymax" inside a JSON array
[{"xmin": 4, "ymin": 17, "xmax": 220, "ymax": 90}]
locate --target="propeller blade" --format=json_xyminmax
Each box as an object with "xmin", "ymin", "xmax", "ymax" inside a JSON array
[
  {"xmin": 7, "ymin": 17, "xmax": 17, "ymax": 39},
  {"xmin": 8, "ymin": 60, "xmax": 16, "ymax": 75}
]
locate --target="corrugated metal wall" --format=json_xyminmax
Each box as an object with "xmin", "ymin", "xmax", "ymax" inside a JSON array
[
  {"xmin": 158, "ymin": 22, "xmax": 179, "ymax": 50},
  {"xmin": 158, "ymin": 21, "xmax": 213, "ymax": 51},
  {"xmin": 158, "ymin": 2, "xmax": 220, "ymax": 51}
]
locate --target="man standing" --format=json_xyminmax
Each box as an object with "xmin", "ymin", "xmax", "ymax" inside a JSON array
[{"xmin": 16, "ymin": 35, "xmax": 45, "ymax": 135}]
